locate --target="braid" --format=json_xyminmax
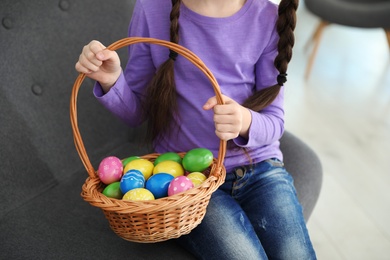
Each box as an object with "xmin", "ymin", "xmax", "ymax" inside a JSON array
[
  {"xmin": 144, "ymin": 0, "xmax": 181, "ymax": 144},
  {"xmin": 243, "ymin": 0, "xmax": 298, "ymax": 112},
  {"xmin": 170, "ymin": 0, "xmax": 180, "ymax": 45},
  {"xmin": 274, "ymin": 0, "xmax": 298, "ymax": 75}
]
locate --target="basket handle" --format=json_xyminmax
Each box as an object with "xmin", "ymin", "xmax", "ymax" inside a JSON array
[{"xmin": 70, "ymin": 37, "xmax": 227, "ymax": 178}]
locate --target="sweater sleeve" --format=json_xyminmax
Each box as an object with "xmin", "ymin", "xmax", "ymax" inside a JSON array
[
  {"xmin": 92, "ymin": 0, "xmax": 156, "ymax": 127},
  {"xmin": 233, "ymin": 16, "xmax": 285, "ymax": 148}
]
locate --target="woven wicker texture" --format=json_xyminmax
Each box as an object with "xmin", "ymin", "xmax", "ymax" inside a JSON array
[{"xmin": 70, "ymin": 37, "xmax": 227, "ymax": 243}]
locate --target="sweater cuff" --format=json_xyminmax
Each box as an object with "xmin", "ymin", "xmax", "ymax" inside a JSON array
[{"xmin": 93, "ymin": 72, "xmax": 126, "ymax": 99}]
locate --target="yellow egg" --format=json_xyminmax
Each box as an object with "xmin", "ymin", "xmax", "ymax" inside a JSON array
[
  {"xmin": 153, "ymin": 160, "xmax": 184, "ymax": 178},
  {"xmin": 122, "ymin": 188, "xmax": 155, "ymax": 201},
  {"xmin": 123, "ymin": 159, "xmax": 154, "ymax": 180},
  {"xmin": 187, "ymin": 172, "xmax": 207, "ymax": 187}
]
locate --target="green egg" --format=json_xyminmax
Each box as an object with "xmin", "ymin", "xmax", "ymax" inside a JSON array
[
  {"xmin": 154, "ymin": 152, "xmax": 182, "ymax": 166},
  {"xmin": 182, "ymin": 148, "xmax": 213, "ymax": 173},
  {"xmin": 122, "ymin": 156, "xmax": 140, "ymax": 167},
  {"xmin": 102, "ymin": 182, "xmax": 123, "ymax": 199}
]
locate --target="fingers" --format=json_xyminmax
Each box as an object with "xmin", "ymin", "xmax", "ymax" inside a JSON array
[
  {"xmin": 204, "ymin": 95, "xmax": 243, "ymax": 140},
  {"xmin": 203, "ymin": 96, "xmax": 218, "ymax": 110},
  {"xmin": 203, "ymin": 95, "xmax": 252, "ymax": 140},
  {"xmin": 213, "ymin": 110, "xmax": 242, "ymax": 140},
  {"xmin": 75, "ymin": 41, "xmax": 103, "ymax": 73},
  {"xmin": 203, "ymin": 95, "xmax": 232, "ymax": 111},
  {"xmin": 74, "ymin": 40, "xmax": 121, "ymax": 91},
  {"xmin": 75, "ymin": 40, "xmax": 113, "ymax": 74}
]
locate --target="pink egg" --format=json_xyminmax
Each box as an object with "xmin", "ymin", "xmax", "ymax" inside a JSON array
[
  {"xmin": 168, "ymin": 176, "xmax": 194, "ymax": 196},
  {"xmin": 98, "ymin": 156, "xmax": 123, "ymax": 184}
]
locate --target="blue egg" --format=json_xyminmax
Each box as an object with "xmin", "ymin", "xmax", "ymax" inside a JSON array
[
  {"xmin": 120, "ymin": 169, "xmax": 145, "ymax": 194},
  {"xmin": 124, "ymin": 168, "xmax": 144, "ymax": 179},
  {"xmin": 146, "ymin": 173, "xmax": 174, "ymax": 199}
]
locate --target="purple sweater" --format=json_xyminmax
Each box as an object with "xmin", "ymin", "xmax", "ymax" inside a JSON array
[{"xmin": 94, "ymin": 0, "xmax": 284, "ymax": 172}]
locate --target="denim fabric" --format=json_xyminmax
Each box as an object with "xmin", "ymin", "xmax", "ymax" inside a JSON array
[{"xmin": 177, "ymin": 159, "xmax": 317, "ymax": 260}]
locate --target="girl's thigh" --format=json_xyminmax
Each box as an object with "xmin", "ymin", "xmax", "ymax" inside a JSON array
[
  {"xmin": 176, "ymin": 189, "xmax": 268, "ymax": 260},
  {"xmin": 238, "ymin": 168, "xmax": 316, "ymax": 260}
]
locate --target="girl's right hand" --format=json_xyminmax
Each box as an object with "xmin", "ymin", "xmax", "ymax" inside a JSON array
[{"xmin": 75, "ymin": 40, "xmax": 121, "ymax": 93}]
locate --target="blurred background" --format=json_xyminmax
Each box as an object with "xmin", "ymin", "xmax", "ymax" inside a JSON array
[{"xmin": 284, "ymin": 1, "xmax": 390, "ymax": 259}]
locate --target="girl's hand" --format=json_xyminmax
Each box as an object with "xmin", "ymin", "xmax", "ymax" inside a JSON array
[
  {"xmin": 203, "ymin": 95, "xmax": 252, "ymax": 141},
  {"xmin": 75, "ymin": 40, "xmax": 121, "ymax": 93}
]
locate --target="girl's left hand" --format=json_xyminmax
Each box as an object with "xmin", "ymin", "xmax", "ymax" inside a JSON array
[{"xmin": 203, "ymin": 95, "xmax": 252, "ymax": 141}]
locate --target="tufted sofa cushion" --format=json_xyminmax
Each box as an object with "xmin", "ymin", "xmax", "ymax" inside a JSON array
[
  {"xmin": 0, "ymin": 0, "xmax": 145, "ymax": 218},
  {"xmin": 0, "ymin": 1, "xmax": 195, "ymax": 259}
]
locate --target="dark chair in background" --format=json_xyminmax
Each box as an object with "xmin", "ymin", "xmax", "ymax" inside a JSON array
[
  {"xmin": 0, "ymin": 0, "xmax": 322, "ymax": 258},
  {"xmin": 304, "ymin": 0, "xmax": 390, "ymax": 79}
]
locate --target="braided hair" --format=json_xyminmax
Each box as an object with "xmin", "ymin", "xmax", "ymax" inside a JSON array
[
  {"xmin": 243, "ymin": 0, "xmax": 298, "ymax": 111},
  {"xmin": 144, "ymin": 0, "xmax": 299, "ymax": 143},
  {"xmin": 144, "ymin": 0, "xmax": 181, "ymax": 143}
]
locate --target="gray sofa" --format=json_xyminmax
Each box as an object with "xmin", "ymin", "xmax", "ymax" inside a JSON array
[{"xmin": 0, "ymin": 1, "xmax": 322, "ymax": 259}]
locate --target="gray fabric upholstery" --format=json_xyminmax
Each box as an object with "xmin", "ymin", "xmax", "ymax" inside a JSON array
[
  {"xmin": 280, "ymin": 132, "xmax": 323, "ymax": 220},
  {"xmin": 305, "ymin": 0, "xmax": 390, "ymax": 28},
  {"xmin": 0, "ymin": 0, "xmax": 322, "ymax": 259}
]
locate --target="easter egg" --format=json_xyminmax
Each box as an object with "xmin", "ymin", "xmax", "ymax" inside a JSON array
[
  {"xmin": 123, "ymin": 158, "xmax": 154, "ymax": 180},
  {"xmin": 154, "ymin": 152, "xmax": 182, "ymax": 166},
  {"xmin": 123, "ymin": 188, "xmax": 155, "ymax": 201},
  {"xmin": 182, "ymin": 148, "xmax": 213, "ymax": 172},
  {"xmin": 122, "ymin": 156, "xmax": 140, "ymax": 167},
  {"xmin": 102, "ymin": 182, "xmax": 123, "ymax": 199},
  {"xmin": 187, "ymin": 172, "xmax": 207, "ymax": 187},
  {"xmin": 98, "ymin": 156, "xmax": 123, "ymax": 184},
  {"xmin": 123, "ymin": 168, "xmax": 145, "ymax": 183},
  {"xmin": 153, "ymin": 160, "xmax": 184, "ymax": 178},
  {"xmin": 120, "ymin": 169, "xmax": 145, "ymax": 194},
  {"xmin": 168, "ymin": 176, "xmax": 194, "ymax": 196},
  {"xmin": 145, "ymin": 173, "xmax": 174, "ymax": 199}
]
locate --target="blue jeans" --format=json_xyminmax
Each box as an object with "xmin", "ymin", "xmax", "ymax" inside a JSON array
[{"xmin": 177, "ymin": 159, "xmax": 317, "ymax": 260}]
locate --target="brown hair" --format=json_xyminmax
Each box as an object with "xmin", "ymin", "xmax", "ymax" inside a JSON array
[
  {"xmin": 143, "ymin": 0, "xmax": 181, "ymax": 144},
  {"xmin": 144, "ymin": 0, "xmax": 299, "ymax": 144},
  {"xmin": 243, "ymin": 0, "xmax": 298, "ymax": 111}
]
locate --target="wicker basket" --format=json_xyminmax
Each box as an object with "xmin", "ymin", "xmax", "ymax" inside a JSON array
[{"xmin": 70, "ymin": 37, "xmax": 227, "ymax": 243}]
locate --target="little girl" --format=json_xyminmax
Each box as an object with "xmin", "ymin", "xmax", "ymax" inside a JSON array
[{"xmin": 76, "ymin": 0, "xmax": 317, "ymax": 259}]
